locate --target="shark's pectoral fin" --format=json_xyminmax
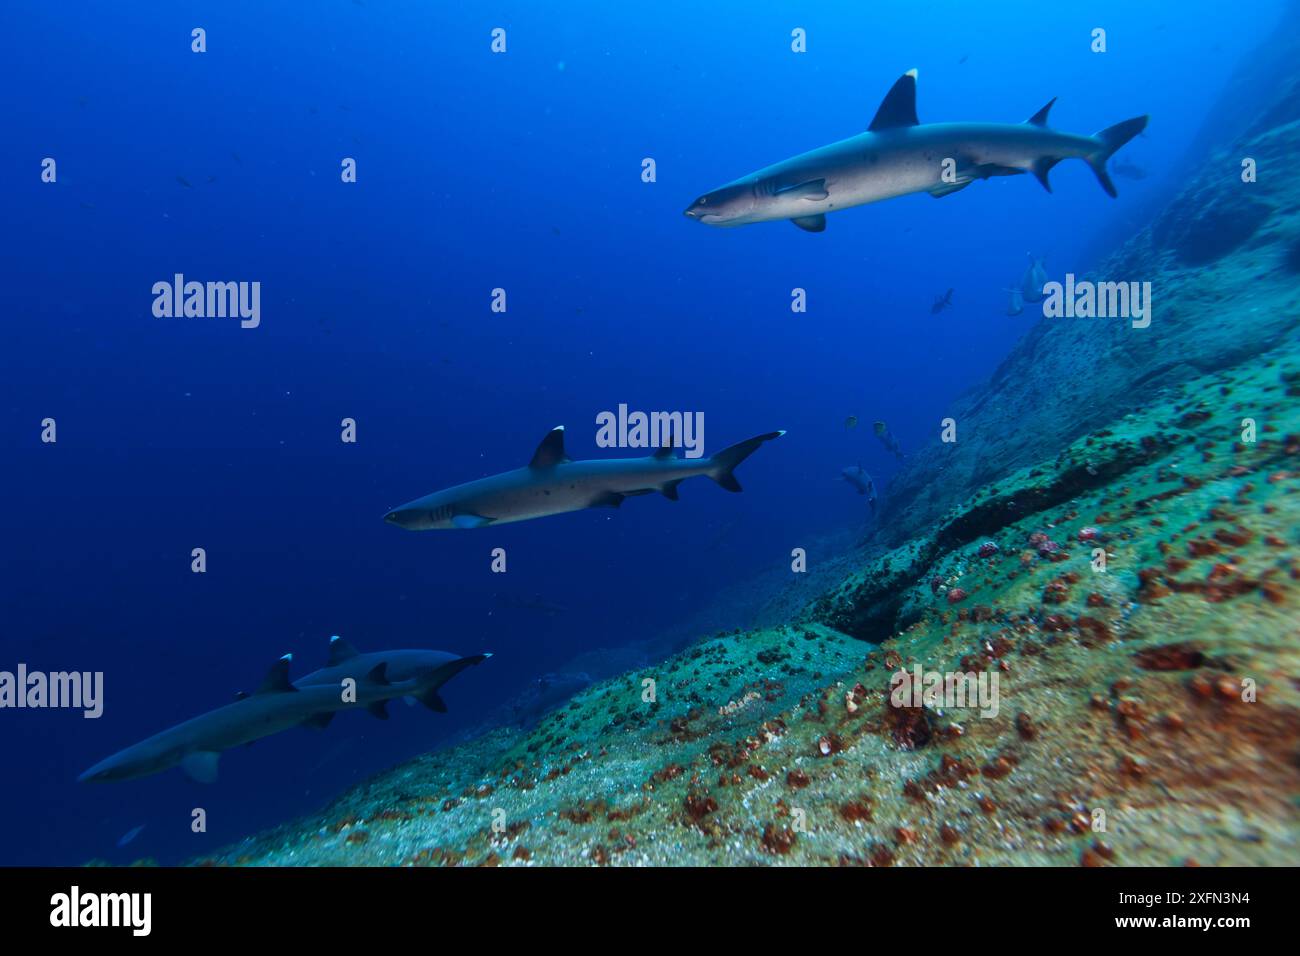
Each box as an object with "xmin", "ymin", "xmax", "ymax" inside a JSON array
[
  {"xmin": 590, "ymin": 492, "xmax": 626, "ymax": 508},
  {"xmin": 868, "ymin": 69, "xmax": 919, "ymax": 131},
  {"xmin": 418, "ymin": 689, "xmax": 448, "ymax": 713},
  {"xmin": 1030, "ymin": 157, "xmax": 1061, "ymax": 192},
  {"xmin": 365, "ymin": 662, "xmax": 390, "ymax": 685},
  {"xmin": 661, "ymin": 480, "xmax": 683, "ymax": 501},
  {"xmin": 776, "ymin": 179, "xmax": 828, "ymax": 201},
  {"xmin": 791, "ymin": 215, "xmax": 826, "ymax": 232},
  {"xmin": 452, "ymin": 513, "xmax": 493, "ymax": 529},
  {"xmin": 927, "ymin": 181, "xmax": 971, "ymax": 198},
  {"xmin": 304, "ymin": 712, "xmax": 335, "ymax": 730},
  {"xmin": 367, "ymin": 700, "xmax": 390, "ymax": 720},
  {"xmin": 181, "ymin": 751, "xmax": 221, "ymax": 784}
]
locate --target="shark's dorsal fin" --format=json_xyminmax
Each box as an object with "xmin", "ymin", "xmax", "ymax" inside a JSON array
[
  {"xmin": 327, "ymin": 634, "xmax": 360, "ymax": 667},
  {"xmin": 1026, "ymin": 97, "xmax": 1057, "ymax": 127},
  {"xmin": 529, "ymin": 426, "xmax": 569, "ymax": 469},
  {"xmin": 234, "ymin": 690, "xmax": 249, "ymax": 701},
  {"xmin": 255, "ymin": 654, "xmax": 298, "ymax": 695},
  {"xmin": 654, "ymin": 426, "xmax": 677, "ymax": 459},
  {"xmin": 868, "ymin": 69, "xmax": 919, "ymax": 131}
]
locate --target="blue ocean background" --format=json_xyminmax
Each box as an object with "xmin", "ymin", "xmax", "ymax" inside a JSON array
[{"xmin": 0, "ymin": 0, "xmax": 1281, "ymax": 865}]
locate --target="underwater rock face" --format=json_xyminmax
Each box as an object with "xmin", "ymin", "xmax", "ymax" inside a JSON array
[
  {"xmin": 1153, "ymin": 190, "xmax": 1272, "ymax": 266},
  {"xmin": 880, "ymin": 114, "xmax": 1300, "ymax": 549},
  {"xmin": 199, "ymin": 348, "xmax": 1300, "ymax": 866}
]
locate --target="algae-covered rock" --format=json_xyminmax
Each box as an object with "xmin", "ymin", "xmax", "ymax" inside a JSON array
[{"xmin": 201, "ymin": 348, "xmax": 1300, "ymax": 867}]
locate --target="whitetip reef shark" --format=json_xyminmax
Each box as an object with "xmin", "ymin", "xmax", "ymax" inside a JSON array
[
  {"xmin": 384, "ymin": 426, "xmax": 784, "ymax": 530},
  {"xmin": 295, "ymin": 635, "xmax": 491, "ymax": 718},
  {"xmin": 78, "ymin": 641, "xmax": 490, "ymax": 783},
  {"xmin": 684, "ymin": 69, "xmax": 1148, "ymax": 232}
]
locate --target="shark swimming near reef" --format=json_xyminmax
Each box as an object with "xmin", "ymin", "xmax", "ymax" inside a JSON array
[
  {"xmin": 841, "ymin": 464, "xmax": 878, "ymax": 513},
  {"xmin": 384, "ymin": 426, "xmax": 784, "ymax": 530},
  {"xmin": 1020, "ymin": 253, "xmax": 1050, "ymax": 303},
  {"xmin": 509, "ymin": 672, "xmax": 593, "ymax": 729},
  {"xmin": 78, "ymin": 644, "xmax": 490, "ymax": 783},
  {"xmin": 294, "ymin": 635, "xmax": 491, "ymax": 719},
  {"xmin": 684, "ymin": 69, "xmax": 1148, "ymax": 232},
  {"xmin": 873, "ymin": 421, "xmax": 905, "ymax": 462}
]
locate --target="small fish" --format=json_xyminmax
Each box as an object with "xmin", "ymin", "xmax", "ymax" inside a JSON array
[
  {"xmin": 116, "ymin": 824, "xmax": 145, "ymax": 848},
  {"xmin": 930, "ymin": 288, "xmax": 954, "ymax": 315},
  {"xmin": 175, "ymin": 176, "xmax": 193, "ymax": 188},
  {"xmin": 872, "ymin": 421, "xmax": 905, "ymax": 462},
  {"xmin": 845, "ymin": 415, "xmax": 858, "ymax": 430},
  {"xmin": 1110, "ymin": 158, "xmax": 1147, "ymax": 181}
]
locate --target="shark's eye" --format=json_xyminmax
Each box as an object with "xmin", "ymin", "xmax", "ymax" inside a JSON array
[{"xmin": 699, "ymin": 197, "xmax": 707, "ymax": 205}]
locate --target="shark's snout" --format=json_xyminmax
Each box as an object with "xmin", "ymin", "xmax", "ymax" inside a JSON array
[{"xmin": 384, "ymin": 508, "xmax": 425, "ymax": 530}]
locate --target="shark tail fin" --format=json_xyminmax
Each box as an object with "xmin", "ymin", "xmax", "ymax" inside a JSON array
[
  {"xmin": 1087, "ymin": 115, "xmax": 1148, "ymax": 198},
  {"xmin": 707, "ymin": 431, "xmax": 785, "ymax": 493}
]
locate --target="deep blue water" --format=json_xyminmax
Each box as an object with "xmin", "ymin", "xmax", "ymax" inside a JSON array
[{"xmin": 0, "ymin": 0, "xmax": 1281, "ymax": 864}]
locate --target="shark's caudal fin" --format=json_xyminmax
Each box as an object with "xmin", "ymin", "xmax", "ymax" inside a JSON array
[
  {"xmin": 707, "ymin": 431, "xmax": 785, "ymax": 492},
  {"xmin": 1087, "ymin": 115, "xmax": 1149, "ymax": 197},
  {"xmin": 429, "ymin": 653, "xmax": 492, "ymax": 691}
]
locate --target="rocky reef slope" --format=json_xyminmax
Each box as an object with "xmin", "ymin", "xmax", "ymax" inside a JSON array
[
  {"xmin": 880, "ymin": 117, "xmax": 1300, "ymax": 548},
  {"xmin": 203, "ymin": 345, "xmax": 1300, "ymax": 866}
]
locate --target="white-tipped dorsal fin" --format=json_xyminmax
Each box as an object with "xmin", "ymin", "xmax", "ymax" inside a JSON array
[
  {"xmin": 868, "ymin": 69, "xmax": 919, "ymax": 131},
  {"xmin": 529, "ymin": 426, "xmax": 569, "ymax": 469},
  {"xmin": 327, "ymin": 635, "xmax": 360, "ymax": 667},
  {"xmin": 255, "ymin": 653, "xmax": 297, "ymax": 695}
]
